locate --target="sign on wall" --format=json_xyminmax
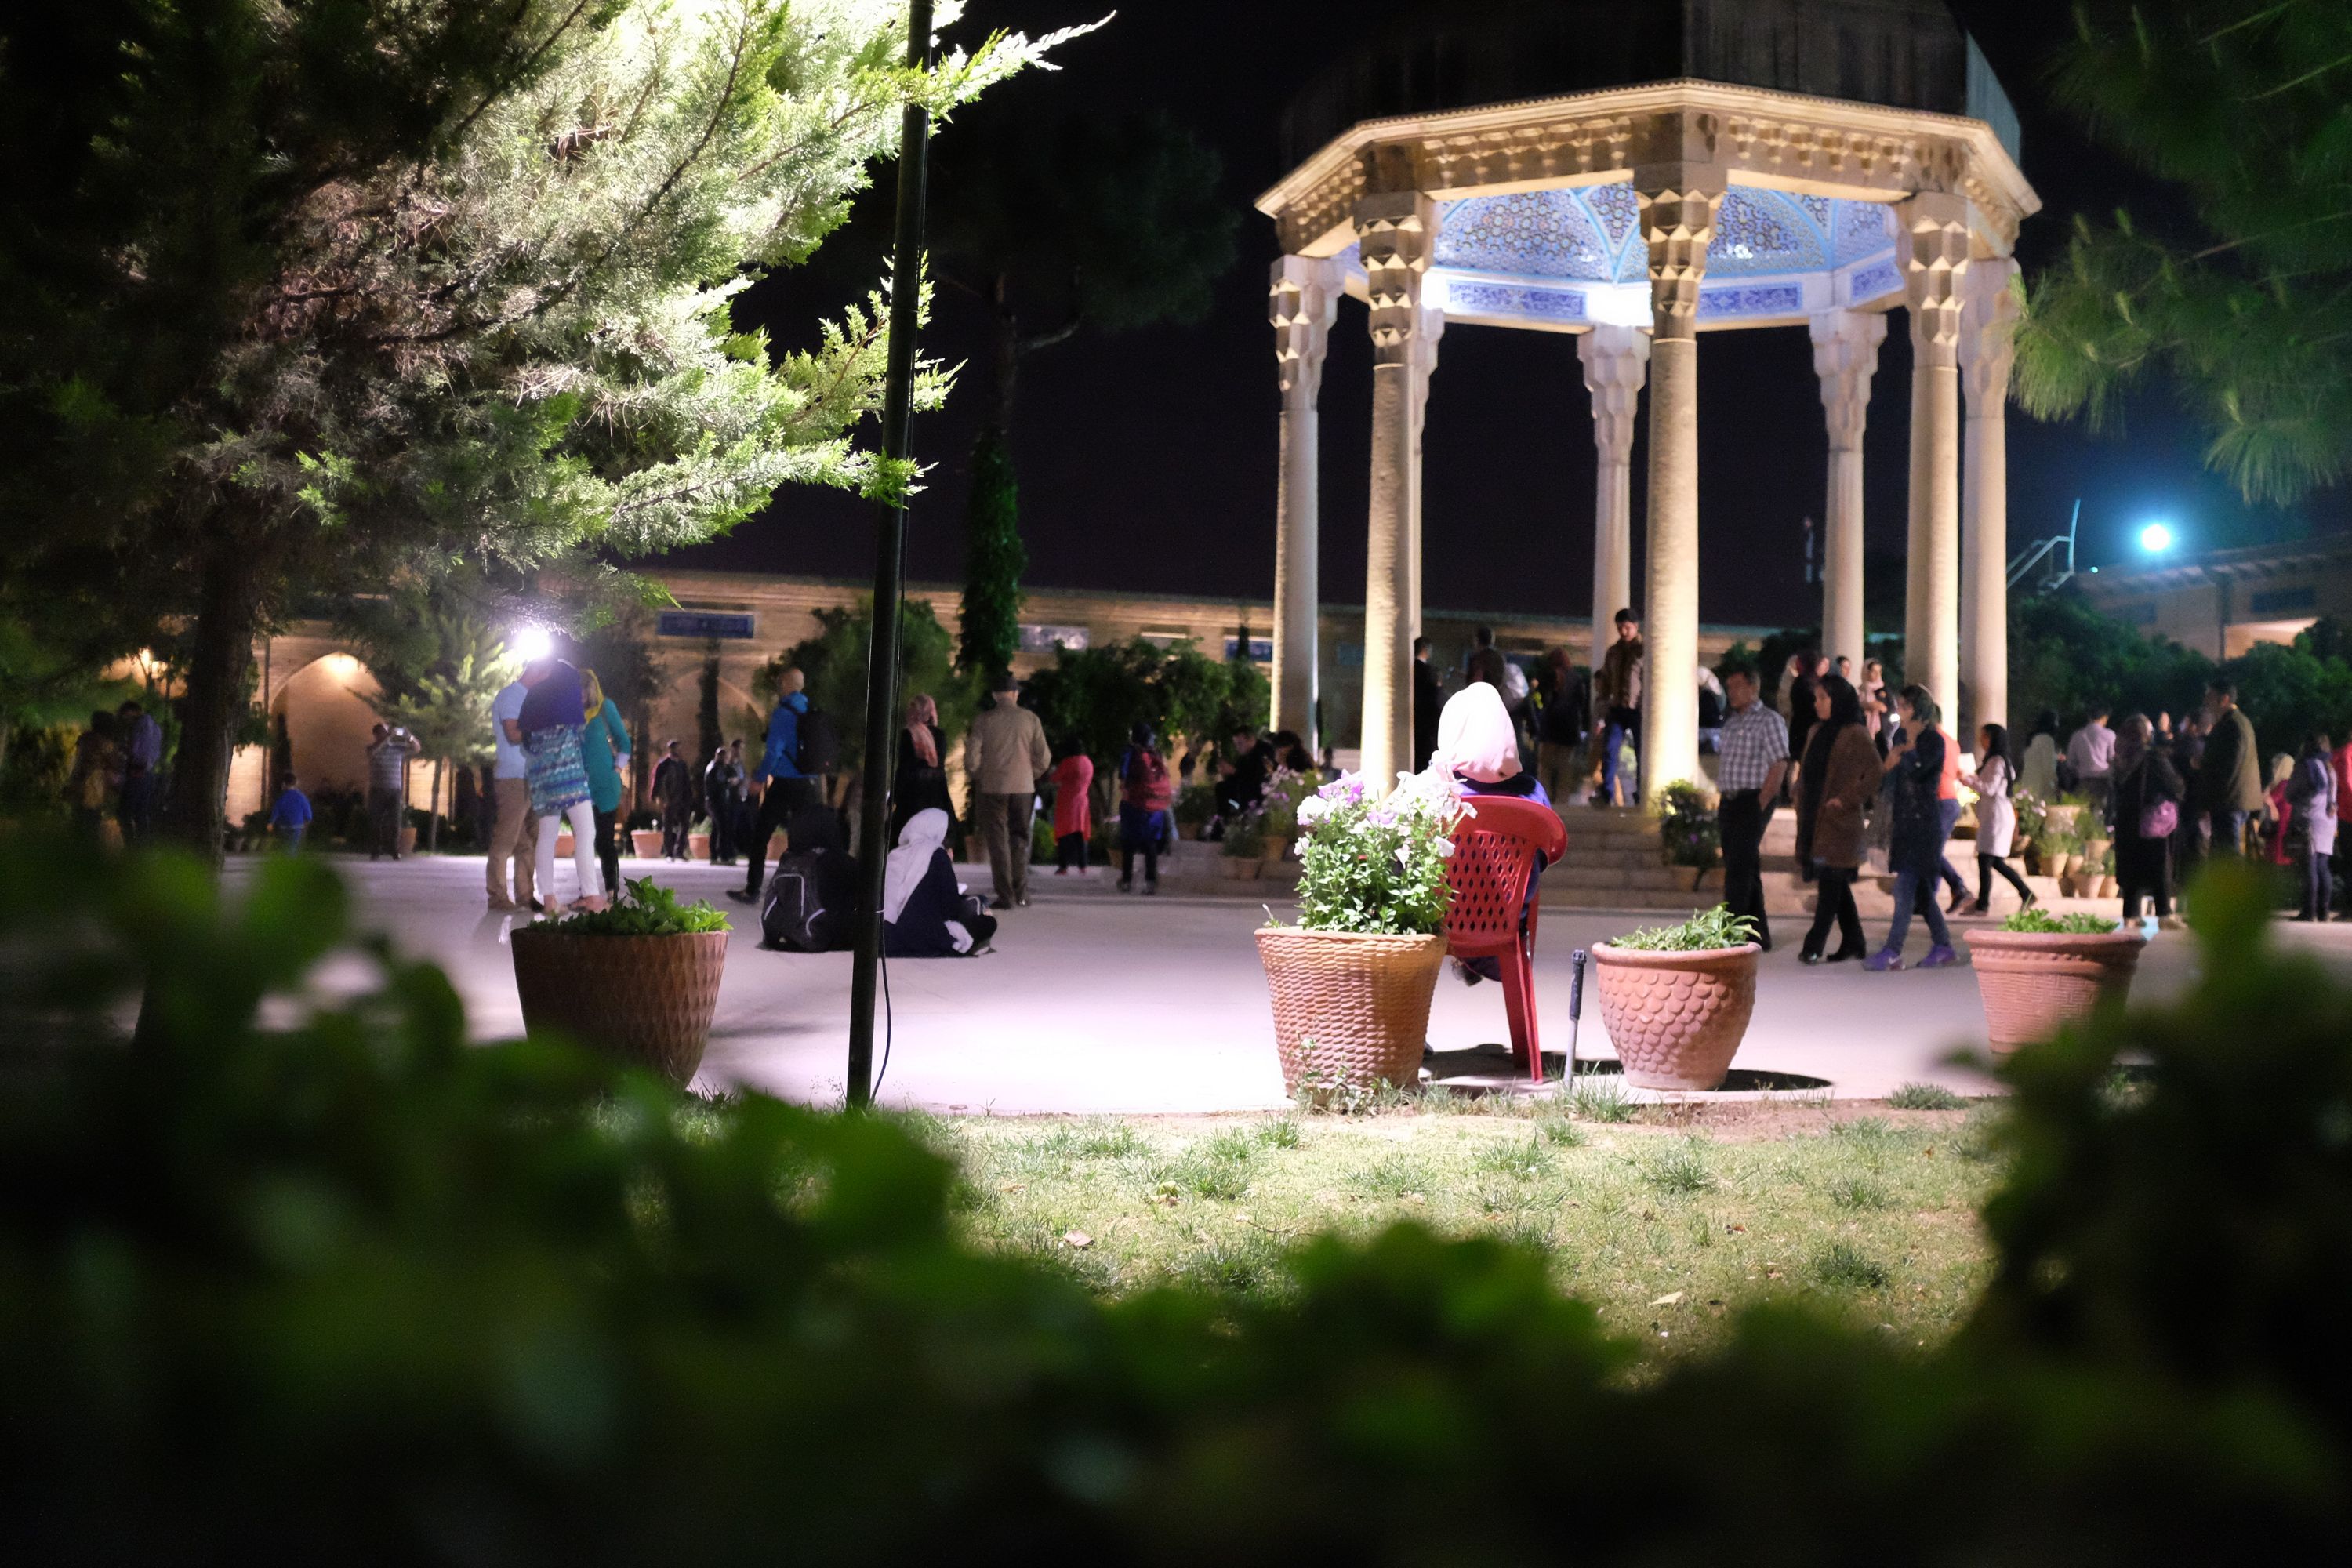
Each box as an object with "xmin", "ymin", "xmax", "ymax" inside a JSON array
[
  {"xmin": 1018, "ymin": 623, "xmax": 1091, "ymax": 653},
  {"xmin": 657, "ymin": 610, "xmax": 757, "ymax": 640}
]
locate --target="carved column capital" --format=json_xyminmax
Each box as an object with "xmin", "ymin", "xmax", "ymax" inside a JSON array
[
  {"xmin": 1898, "ymin": 192, "xmax": 1971, "ymax": 368},
  {"xmin": 1577, "ymin": 324, "xmax": 1651, "ymax": 464},
  {"xmin": 1353, "ymin": 192, "xmax": 1432, "ymax": 367},
  {"xmin": 1809, "ymin": 308, "xmax": 1889, "ymax": 451},
  {"xmin": 1958, "ymin": 256, "xmax": 2022, "ymax": 409},
  {"xmin": 1636, "ymin": 175, "xmax": 1725, "ymax": 343},
  {"xmin": 1270, "ymin": 256, "xmax": 1342, "ymax": 404}
]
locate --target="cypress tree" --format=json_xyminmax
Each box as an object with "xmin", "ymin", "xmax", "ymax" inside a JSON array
[{"xmin": 958, "ymin": 427, "xmax": 1025, "ymax": 684}]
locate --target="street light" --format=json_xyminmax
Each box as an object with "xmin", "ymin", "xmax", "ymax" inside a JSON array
[
  {"xmin": 2139, "ymin": 521, "xmax": 2176, "ymax": 554},
  {"xmin": 510, "ymin": 625, "xmax": 553, "ymax": 662}
]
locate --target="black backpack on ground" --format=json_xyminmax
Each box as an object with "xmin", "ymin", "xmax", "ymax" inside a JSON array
[
  {"xmin": 760, "ymin": 847, "xmax": 858, "ymax": 953},
  {"xmin": 794, "ymin": 707, "xmax": 840, "ymax": 776}
]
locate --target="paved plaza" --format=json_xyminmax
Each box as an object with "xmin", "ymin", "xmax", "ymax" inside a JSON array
[{"xmin": 261, "ymin": 855, "xmax": 2352, "ymax": 1115}]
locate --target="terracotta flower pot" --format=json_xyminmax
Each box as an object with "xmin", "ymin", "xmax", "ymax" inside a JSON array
[
  {"xmin": 1590, "ymin": 942, "xmax": 1761, "ymax": 1091},
  {"xmin": 1260, "ymin": 834, "xmax": 1294, "ymax": 866},
  {"xmin": 510, "ymin": 927, "xmax": 728, "ymax": 1086},
  {"xmin": 1218, "ymin": 855, "xmax": 1265, "ymax": 880},
  {"xmin": 1964, "ymin": 928, "xmax": 2145, "ymax": 1054},
  {"xmin": 689, "ymin": 832, "xmax": 711, "ymax": 862},
  {"xmin": 1257, "ymin": 927, "xmax": 1446, "ymax": 1092},
  {"xmin": 397, "ymin": 825, "xmax": 419, "ymax": 855},
  {"xmin": 554, "ymin": 832, "xmax": 575, "ymax": 858}
]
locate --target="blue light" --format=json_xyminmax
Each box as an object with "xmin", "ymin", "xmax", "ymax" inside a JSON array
[{"xmin": 2139, "ymin": 521, "xmax": 2176, "ymax": 554}]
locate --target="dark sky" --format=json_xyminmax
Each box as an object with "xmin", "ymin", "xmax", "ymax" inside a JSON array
[{"xmin": 687, "ymin": 0, "xmax": 2349, "ymax": 629}]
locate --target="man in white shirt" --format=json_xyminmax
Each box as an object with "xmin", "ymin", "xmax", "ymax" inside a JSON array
[
  {"xmin": 2067, "ymin": 706, "xmax": 2118, "ymax": 818},
  {"xmin": 485, "ymin": 677, "xmax": 539, "ymax": 910}
]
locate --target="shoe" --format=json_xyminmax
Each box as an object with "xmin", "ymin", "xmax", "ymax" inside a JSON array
[
  {"xmin": 486, "ymin": 896, "xmax": 518, "ymax": 913},
  {"xmin": 725, "ymin": 887, "xmax": 758, "ymax": 905},
  {"xmin": 1055, "ymin": 868, "xmax": 1069, "ymax": 876},
  {"xmin": 1143, "ymin": 881, "xmax": 1158, "ymax": 896},
  {"xmin": 1826, "ymin": 946, "xmax": 1865, "ymax": 964},
  {"xmin": 989, "ymin": 897, "xmax": 1013, "ymax": 911},
  {"xmin": 575, "ymin": 896, "xmax": 609, "ymax": 914},
  {"xmin": 1960, "ymin": 900, "xmax": 1987, "ymax": 916},
  {"xmin": 528, "ymin": 898, "xmax": 545, "ymax": 913},
  {"xmin": 1920, "ymin": 944, "xmax": 1961, "ymax": 968},
  {"xmin": 2024, "ymin": 892, "xmax": 2040, "ymax": 909},
  {"xmin": 1945, "ymin": 890, "xmax": 1968, "ymax": 915},
  {"xmin": 1116, "ymin": 877, "xmax": 1133, "ymax": 893},
  {"xmin": 1798, "ymin": 949, "xmax": 1824, "ymax": 965},
  {"xmin": 1017, "ymin": 893, "xmax": 1031, "ymax": 908},
  {"xmin": 1455, "ymin": 958, "xmax": 1483, "ymax": 987},
  {"xmin": 1863, "ymin": 949, "xmax": 1904, "ymax": 972}
]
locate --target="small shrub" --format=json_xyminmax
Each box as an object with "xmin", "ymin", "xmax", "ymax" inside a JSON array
[
  {"xmin": 1829, "ymin": 1174, "xmax": 1894, "ymax": 1211},
  {"xmin": 1473, "ymin": 1137, "xmax": 1558, "ymax": 1181},
  {"xmin": 1535, "ymin": 1116, "xmax": 1588, "ymax": 1149},
  {"xmin": 1610, "ymin": 904, "xmax": 1759, "ymax": 952},
  {"xmin": 1645, "ymin": 1138, "xmax": 1713, "ymax": 1194},
  {"xmin": 1889, "ymin": 1082, "xmax": 1967, "ymax": 1111},
  {"xmin": 1653, "ymin": 779, "xmax": 1719, "ymax": 872},
  {"xmin": 1812, "ymin": 1242, "xmax": 1892, "ymax": 1290},
  {"xmin": 539, "ymin": 875, "xmax": 729, "ymax": 935},
  {"xmin": 1253, "ymin": 1116, "xmax": 1304, "ymax": 1151},
  {"xmin": 1348, "ymin": 1152, "xmax": 1433, "ymax": 1200},
  {"xmin": 1570, "ymin": 1077, "xmax": 1636, "ymax": 1123},
  {"xmin": 2002, "ymin": 906, "xmax": 2122, "ymax": 935}
]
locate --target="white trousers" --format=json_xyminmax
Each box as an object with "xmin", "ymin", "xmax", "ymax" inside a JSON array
[{"xmin": 535, "ymin": 800, "xmax": 603, "ymax": 905}]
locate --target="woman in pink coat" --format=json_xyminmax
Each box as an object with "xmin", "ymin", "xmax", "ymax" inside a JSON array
[{"xmin": 1051, "ymin": 748, "xmax": 1094, "ymax": 873}]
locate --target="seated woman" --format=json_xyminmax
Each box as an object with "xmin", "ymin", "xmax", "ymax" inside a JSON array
[
  {"xmin": 1435, "ymin": 683, "xmax": 1551, "ymax": 984},
  {"xmin": 882, "ymin": 809, "xmax": 997, "ymax": 958}
]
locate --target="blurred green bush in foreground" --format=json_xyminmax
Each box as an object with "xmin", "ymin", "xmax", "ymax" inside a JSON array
[{"xmin": 2, "ymin": 839, "xmax": 2348, "ymax": 1563}]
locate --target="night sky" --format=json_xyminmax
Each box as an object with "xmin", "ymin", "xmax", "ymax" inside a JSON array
[{"xmin": 687, "ymin": 0, "xmax": 2350, "ymax": 629}]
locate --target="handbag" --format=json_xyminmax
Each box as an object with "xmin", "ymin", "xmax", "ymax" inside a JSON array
[{"xmin": 2139, "ymin": 798, "xmax": 2178, "ymax": 840}]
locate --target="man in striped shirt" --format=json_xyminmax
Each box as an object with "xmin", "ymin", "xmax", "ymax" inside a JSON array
[{"xmin": 1715, "ymin": 666, "xmax": 1790, "ymax": 950}]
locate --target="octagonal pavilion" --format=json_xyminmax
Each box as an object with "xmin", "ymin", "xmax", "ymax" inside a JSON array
[{"xmin": 1255, "ymin": 0, "xmax": 2040, "ymax": 800}]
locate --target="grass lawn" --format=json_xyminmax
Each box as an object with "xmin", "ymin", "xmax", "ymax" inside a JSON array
[{"xmin": 919, "ymin": 1086, "xmax": 2004, "ymax": 1360}]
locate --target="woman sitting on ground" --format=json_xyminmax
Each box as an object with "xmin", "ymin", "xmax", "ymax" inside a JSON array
[
  {"xmin": 882, "ymin": 809, "xmax": 997, "ymax": 958},
  {"xmin": 1435, "ymin": 682, "xmax": 1550, "ymax": 985}
]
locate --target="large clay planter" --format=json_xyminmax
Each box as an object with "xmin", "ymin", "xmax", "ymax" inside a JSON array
[
  {"xmin": 511, "ymin": 928, "xmax": 728, "ymax": 1086},
  {"xmin": 397, "ymin": 825, "xmax": 419, "ymax": 856},
  {"xmin": 689, "ymin": 832, "xmax": 712, "ymax": 862},
  {"xmin": 554, "ymin": 832, "xmax": 575, "ymax": 858},
  {"xmin": 1261, "ymin": 834, "xmax": 1294, "ymax": 866},
  {"xmin": 1964, "ymin": 928, "xmax": 2146, "ymax": 1054},
  {"xmin": 1218, "ymin": 855, "xmax": 1265, "ymax": 881},
  {"xmin": 1257, "ymin": 927, "xmax": 1446, "ymax": 1092},
  {"xmin": 631, "ymin": 829, "xmax": 662, "ymax": 858},
  {"xmin": 1590, "ymin": 942, "xmax": 1761, "ymax": 1091}
]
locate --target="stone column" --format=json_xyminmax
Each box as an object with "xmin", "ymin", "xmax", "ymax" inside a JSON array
[
  {"xmin": 1578, "ymin": 325, "xmax": 1650, "ymax": 673},
  {"xmin": 1269, "ymin": 256, "xmax": 1340, "ymax": 748},
  {"xmin": 1635, "ymin": 175, "xmax": 1723, "ymax": 807},
  {"xmin": 1406, "ymin": 299, "xmax": 1446, "ymax": 641},
  {"xmin": 1959, "ymin": 256, "xmax": 2020, "ymax": 737},
  {"xmin": 1900, "ymin": 194, "xmax": 1969, "ymax": 717},
  {"xmin": 1809, "ymin": 308, "xmax": 1887, "ymax": 673},
  {"xmin": 1355, "ymin": 191, "xmax": 1432, "ymax": 792}
]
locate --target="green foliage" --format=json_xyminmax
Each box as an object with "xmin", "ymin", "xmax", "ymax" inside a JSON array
[
  {"xmin": 1259, "ymin": 766, "xmax": 1318, "ymax": 840},
  {"xmin": 543, "ymin": 876, "xmax": 728, "ymax": 936},
  {"xmin": 2002, "ymin": 908, "xmax": 2124, "ymax": 936},
  {"xmin": 2013, "ymin": 0, "xmax": 2352, "ymax": 502},
  {"xmin": 1652, "ymin": 779, "xmax": 1719, "ymax": 871},
  {"xmin": 345, "ymin": 593, "xmax": 520, "ymax": 776},
  {"xmin": 1289, "ymin": 771, "xmax": 1462, "ymax": 937},
  {"xmin": 2, "ymin": 844, "xmax": 2352, "ymax": 1554},
  {"xmin": 1022, "ymin": 637, "xmax": 1268, "ymax": 789},
  {"xmin": 1173, "ymin": 782, "xmax": 1217, "ymax": 832},
  {"xmin": 957, "ymin": 426, "xmax": 1025, "ymax": 682},
  {"xmin": 766, "ymin": 598, "xmax": 970, "ymax": 776},
  {"xmin": 1220, "ymin": 806, "xmax": 1268, "ymax": 859},
  {"xmin": 0, "ymin": 0, "xmax": 1074, "ymax": 848},
  {"xmin": 1610, "ymin": 905, "xmax": 1759, "ymax": 953},
  {"xmin": 1889, "ymin": 1082, "xmax": 1968, "ymax": 1112}
]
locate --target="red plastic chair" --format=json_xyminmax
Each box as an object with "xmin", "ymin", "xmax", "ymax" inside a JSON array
[{"xmin": 1442, "ymin": 794, "xmax": 1567, "ymax": 1080}]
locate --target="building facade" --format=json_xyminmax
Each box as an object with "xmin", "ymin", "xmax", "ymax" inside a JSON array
[{"xmin": 2078, "ymin": 538, "xmax": 2352, "ymax": 661}]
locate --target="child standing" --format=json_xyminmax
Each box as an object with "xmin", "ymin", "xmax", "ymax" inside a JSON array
[{"xmin": 269, "ymin": 772, "xmax": 314, "ymax": 853}]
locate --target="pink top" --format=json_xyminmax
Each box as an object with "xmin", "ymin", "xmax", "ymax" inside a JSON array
[{"xmin": 1052, "ymin": 754, "xmax": 1094, "ymax": 838}]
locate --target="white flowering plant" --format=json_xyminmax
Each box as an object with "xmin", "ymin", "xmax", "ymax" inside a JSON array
[{"xmin": 1286, "ymin": 770, "xmax": 1469, "ymax": 936}]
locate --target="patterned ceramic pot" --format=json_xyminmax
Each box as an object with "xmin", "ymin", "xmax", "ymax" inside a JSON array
[
  {"xmin": 1964, "ymin": 929, "xmax": 2145, "ymax": 1053},
  {"xmin": 1591, "ymin": 942, "xmax": 1761, "ymax": 1091},
  {"xmin": 511, "ymin": 929, "xmax": 728, "ymax": 1087},
  {"xmin": 1257, "ymin": 927, "xmax": 1446, "ymax": 1093}
]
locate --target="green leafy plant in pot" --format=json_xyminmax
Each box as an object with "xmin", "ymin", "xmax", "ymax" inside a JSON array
[
  {"xmin": 1590, "ymin": 905, "xmax": 1761, "ymax": 1091},
  {"xmin": 1965, "ymin": 906, "xmax": 2144, "ymax": 1054},
  {"xmin": 510, "ymin": 877, "xmax": 731, "ymax": 1086},
  {"xmin": 1219, "ymin": 804, "xmax": 1269, "ymax": 879},
  {"xmin": 1257, "ymin": 771, "xmax": 1464, "ymax": 1095}
]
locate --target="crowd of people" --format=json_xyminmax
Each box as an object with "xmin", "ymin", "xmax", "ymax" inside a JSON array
[{"xmin": 63, "ymin": 699, "xmax": 165, "ymax": 847}]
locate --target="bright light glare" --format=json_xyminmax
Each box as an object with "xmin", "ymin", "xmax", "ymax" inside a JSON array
[
  {"xmin": 510, "ymin": 625, "xmax": 553, "ymax": 662},
  {"xmin": 2140, "ymin": 522, "xmax": 2175, "ymax": 554}
]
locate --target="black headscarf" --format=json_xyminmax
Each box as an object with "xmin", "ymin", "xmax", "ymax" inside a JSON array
[{"xmin": 1795, "ymin": 675, "xmax": 1864, "ymax": 863}]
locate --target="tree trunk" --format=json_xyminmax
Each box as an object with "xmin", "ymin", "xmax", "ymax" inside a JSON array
[
  {"xmin": 429, "ymin": 757, "xmax": 444, "ymax": 852},
  {"xmin": 162, "ymin": 542, "xmax": 267, "ymax": 870},
  {"xmin": 991, "ymin": 271, "xmax": 1020, "ymax": 430}
]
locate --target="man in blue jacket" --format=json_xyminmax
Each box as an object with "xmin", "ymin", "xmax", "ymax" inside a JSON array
[{"xmin": 731, "ymin": 668, "xmax": 820, "ymax": 902}]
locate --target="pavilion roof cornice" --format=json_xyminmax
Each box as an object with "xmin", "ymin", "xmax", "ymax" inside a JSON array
[{"xmin": 1256, "ymin": 77, "xmax": 2038, "ymax": 262}]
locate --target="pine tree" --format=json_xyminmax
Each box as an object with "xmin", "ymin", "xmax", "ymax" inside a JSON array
[
  {"xmin": 2014, "ymin": 0, "xmax": 2352, "ymax": 503},
  {"xmin": 958, "ymin": 427, "xmax": 1026, "ymax": 683},
  {"xmin": 0, "ymin": 0, "xmax": 1076, "ymax": 860}
]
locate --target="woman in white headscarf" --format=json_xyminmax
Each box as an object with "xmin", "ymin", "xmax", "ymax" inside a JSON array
[
  {"xmin": 1432, "ymin": 683, "xmax": 1550, "ymax": 985},
  {"xmin": 883, "ymin": 808, "xmax": 997, "ymax": 957},
  {"xmin": 1435, "ymin": 681, "xmax": 1550, "ymax": 805}
]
